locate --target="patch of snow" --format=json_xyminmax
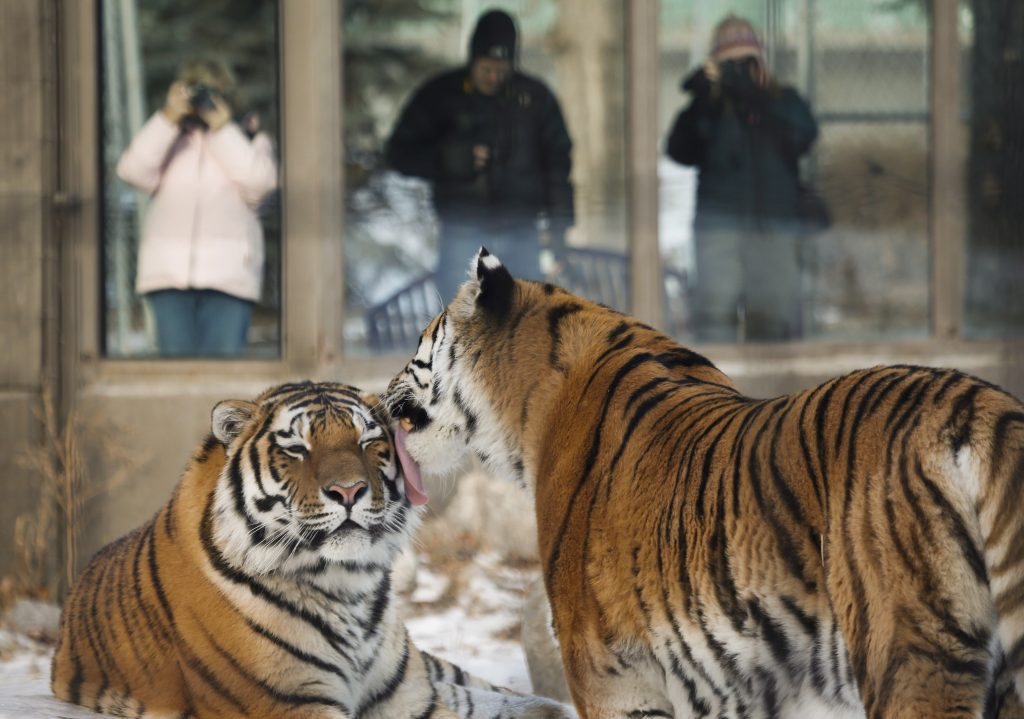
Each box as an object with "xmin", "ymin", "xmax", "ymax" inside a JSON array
[
  {"xmin": 405, "ymin": 553, "xmax": 539, "ymax": 693},
  {"xmin": 0, "ymin": 630, "xmax": 102, "ymax": 719},
  {"xmin": 409, "ymin": 565, "xmax": 450, "ymax": 604}
]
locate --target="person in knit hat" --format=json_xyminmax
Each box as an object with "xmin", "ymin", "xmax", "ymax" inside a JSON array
[
  {"xmin": 386, "ymin": 9, "xmax": 574, "ymax": 302},
  {"xmin": 666, "ymin": 15, "xmax": 821, "ymax": 342},
  {"xmin": 117, "ymin": 57, "xmax": 278, "ymax": 357}
]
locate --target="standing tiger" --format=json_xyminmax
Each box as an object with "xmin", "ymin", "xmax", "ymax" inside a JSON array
[
  {"xmin": 384, "ymin": 248, "xmax": 1024, "ymax": 719},
  {"xmin": 51, "ymin": 380, "xmax": 574, "ymax": 719}
]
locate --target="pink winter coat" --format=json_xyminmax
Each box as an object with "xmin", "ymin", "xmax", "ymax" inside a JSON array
[{"xmin": 116, "ymin": 111, "xmax": 278, "ymax": 302}]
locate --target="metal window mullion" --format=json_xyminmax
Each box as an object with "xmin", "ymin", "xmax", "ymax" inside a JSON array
[
  {"xmin": 280, "ymin": 0, "xmax": 344, "ymax": 371},
  {"xmin": 930, "ymin": 0, "xmax": 965, "ymax": 340},
  {"xmin": 626, "ymin": 0, "xmax": 662, "ymax": 329}
]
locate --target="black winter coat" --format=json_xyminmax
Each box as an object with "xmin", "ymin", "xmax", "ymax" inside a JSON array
[
  {"xmin": 666, "ymin": 67, "xmax": 818, "ymax": 231},
  {"xmin": 386, "ymin": 68, "xmax": 574, "ymax": 242}
]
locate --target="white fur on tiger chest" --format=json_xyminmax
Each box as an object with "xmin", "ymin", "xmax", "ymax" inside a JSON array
[{"xmin": 200, "ymin": 559, "xmax": 404, "ymax": 706}]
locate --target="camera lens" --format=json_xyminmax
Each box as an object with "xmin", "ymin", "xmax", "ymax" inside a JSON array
[{"xmin": 189, "ymin": 84, "xmax": 217, "ymax": 112}]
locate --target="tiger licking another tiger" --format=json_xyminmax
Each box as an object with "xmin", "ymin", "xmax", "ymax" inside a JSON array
[
  {"xmin": 52, "ymin": 380, "xmax": 574, "ymax": 719},
  {"xmin": 385, "ymin": 248, "xmax": 1024, "ymax": 719}
]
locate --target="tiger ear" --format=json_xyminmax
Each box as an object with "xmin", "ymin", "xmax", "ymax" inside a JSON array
[
  {"xmin": 212, "ymin": 399, "xmax": 257, "ymax": 445},
  {"xmin": 474, "ymin": 246, "xmax": 514, "ymax": 316}
]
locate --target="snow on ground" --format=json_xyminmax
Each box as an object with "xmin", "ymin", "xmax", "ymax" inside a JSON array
[
  {"xmin": 0, "ymin": 552, "xmax": 541, "ymax": 718},
  {"xmin": 404, "ymin": 552, "xmax": 539, "ymax": 693},
  {"xmin": 0, "ymin": 631, "xmax": 85, "ymax": 719}
]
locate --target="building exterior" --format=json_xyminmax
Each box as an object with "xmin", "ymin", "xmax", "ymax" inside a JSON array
[{"xmin": 2, "ymin": 0, "xmax": 1021, "ymax": 590}]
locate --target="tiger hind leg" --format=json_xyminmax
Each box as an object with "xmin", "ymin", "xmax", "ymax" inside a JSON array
[
  {"xmin": 558, "ymin": 634, "xmax": 672, "ymax": 719},
  {"xmin": 987, "ymin": 651, "xmax": 1024, "ymax": 719},
  {"xmin": 828, "ymin": 455, "xmax": 998, "ymax": 718},
  {"xmin": 978, "ymin": 417, "xmax": 1024, "ymax": 712},
  {"xmin": 993, "ymin": 688, "xmax": 1024, "ymax": 719},
  {"xmin": 73, "ymin": 686, "xmax": 191, "ymax": 719}
]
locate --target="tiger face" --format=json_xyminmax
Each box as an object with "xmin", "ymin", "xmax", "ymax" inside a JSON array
[
  {"xmin": 385, "ymin": 248, "xmax": 563, "ymax": 492},
  {"xmin": 385, "ymin": 308, "xmax": 478, "ymax": 480},
  {"xmin": 210, "ymin": 381, "xmax": 427, "ymax": 574}
]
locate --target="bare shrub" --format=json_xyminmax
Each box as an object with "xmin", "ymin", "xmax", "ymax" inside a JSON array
[{"xmin": 7, "ymin": 387, "xmax": 143, "ymax": 605}]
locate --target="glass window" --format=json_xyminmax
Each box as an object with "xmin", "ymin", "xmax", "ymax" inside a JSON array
[
  {"xmin": 100, "ymin": 0, "xmax": 281, "ymax": 358},
  {"xmin": 342, "ymin": 0, "xmax": 628, "ymax": 356},
  {"xmin": 659, "ymin": 0, "xmax": 930, "ymax": 343},
  {"xmin": 962, "ymin": 0, "xmax": 1024, "ymax": 339}
]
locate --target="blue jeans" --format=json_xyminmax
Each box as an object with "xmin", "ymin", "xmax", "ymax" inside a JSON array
[
  {"xmin": 692, "ymin": 224, "xmax": 802, "ymax": 342},
  {"xmin": 436, "ymin": 222, "xmax": 542, "ymax": 303},
  {"xmin": 146, "ymin": 289, "xmax": 253, "ymax": 357}
]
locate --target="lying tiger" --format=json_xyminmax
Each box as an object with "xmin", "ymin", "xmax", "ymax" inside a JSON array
[
  {"xmin": 52, "ymin": 380, "xmax": 574, "ymax": 719},
  {"xmin": 385, "ymin": 248, "xmax": 1024, "ymax": 719}
]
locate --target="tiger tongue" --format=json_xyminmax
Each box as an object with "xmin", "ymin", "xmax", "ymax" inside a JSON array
[{"xmin": 394, "ymin": 425, "xmax": 429, "ymax": 506}]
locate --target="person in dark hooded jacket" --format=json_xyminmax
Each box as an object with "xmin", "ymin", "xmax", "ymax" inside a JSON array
[
  {"xmin": 386, "ymin": 9, "xmax": 574, "ymax": 302},
  {"xmin": 666, "ymin": 15, "xmax": 819, "ymax": 342}
]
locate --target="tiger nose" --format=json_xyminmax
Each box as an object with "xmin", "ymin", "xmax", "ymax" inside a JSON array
[{"xmin": 324, "ymin": 481, "xmax": 367, "ymax": 507}]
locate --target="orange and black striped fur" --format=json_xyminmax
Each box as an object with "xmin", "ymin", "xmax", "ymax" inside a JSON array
[
  {"xmin": 52, "ymin": 381, "xmax": 574, "ymax": 719},
  {"xmin": 385, "ymin": 248, "xmax": 1024, "ymax": 718}
]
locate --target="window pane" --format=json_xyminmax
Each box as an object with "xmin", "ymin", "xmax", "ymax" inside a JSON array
[
  {"xmin": 342, "ymin": 0, "xmax": 628, "ymax": 356},
  {"xmin": 962, "ymin": 0, "xmax": 1024, "ymax": 339},
  {"xmin": 659, "ymin": 0, "xmax": 930, "ymax": 343},
  {"xmin": 100, "ymin": 0, "xmax": 281, "ymax": 358}
]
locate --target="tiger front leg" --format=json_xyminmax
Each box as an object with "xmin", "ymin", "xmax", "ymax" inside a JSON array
[{"xmin": 559, "ymin": 634, "xmax": 673, "ymax": 719}]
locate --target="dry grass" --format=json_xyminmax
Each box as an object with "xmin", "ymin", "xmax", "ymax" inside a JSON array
[
  {"xmin": 492, "ymin": 620, "xmax": 524, "ymax": 642},
  {"xmin": 417, "ymin": 524, "xmax": 482, "ymax": 567},
  {"xmin": 4, "ymin": 387, "xmax": 142, "ymax": 608}
]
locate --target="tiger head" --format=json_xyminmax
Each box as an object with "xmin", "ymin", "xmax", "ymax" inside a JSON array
[
  {"xmin": 384, "ymin": 247, "xmax": 603, "ymax": 493},
  {"xmin": 207, "ymin": 381, "xmax": 429, "ymax": 575}
]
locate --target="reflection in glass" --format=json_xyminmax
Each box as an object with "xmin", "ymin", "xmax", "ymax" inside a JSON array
[
  {"xmin": 963, "ymin": 0, "xmax": 1024, "ymax": 339},
  {"xmin": 342, "ymin": 0, "xmax": 627, "ymax": 356},
  {"xmin": 659, "ymin": 0, "xmax": 930, "ymax": 343},
  {"xmin": 101, "ymin": 0, "xmax": 281, "ymax": 358},
  {"xmin": 665, "ymin": 14, "xmax": 818, "ymax": 342}
]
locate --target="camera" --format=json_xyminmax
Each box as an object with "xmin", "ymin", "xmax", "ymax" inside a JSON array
[
  {"xmin": 719, "ymin": 58, "xmax": 757, "ymax": 92},
  {"xmin": 187, "ymin": 83, "xmax": 218, "ymax": 112}
]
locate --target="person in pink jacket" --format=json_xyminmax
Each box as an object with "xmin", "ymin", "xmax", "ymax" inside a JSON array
[{"xmin": 117, "ymin": 58, "xmax": 278, "ymax": 357}]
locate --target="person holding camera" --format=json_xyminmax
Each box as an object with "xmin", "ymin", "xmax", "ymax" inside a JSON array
[
  {"xmin": 116, "ymin": 58, "xmax": 277, "ymax": 357},
  {"xmin": 385, "ymin": 9, "xmax": 574, "ymax": 302},
  {"xmin": 666, "ymin": 15, "xmax": 819, "ymax": 342}
]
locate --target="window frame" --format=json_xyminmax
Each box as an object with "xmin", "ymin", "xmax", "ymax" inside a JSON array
[{"xmin": 61, "ymin": 0, "xmax": 375, "ymax": 389}]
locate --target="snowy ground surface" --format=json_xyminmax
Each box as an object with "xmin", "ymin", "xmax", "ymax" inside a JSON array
[{"xmin": 0, "ymin": 552, "xmax": 540, "ymax": 719}]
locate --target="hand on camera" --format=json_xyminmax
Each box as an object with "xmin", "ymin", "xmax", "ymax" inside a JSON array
[
  {"xmin": 198, "ymin": 94, "xmax": 232, "ymax": 132},
  {"xmin": 163, "ymin": 80, "xmax": 231, "ymax": 131},
  {"xmin": 703, "ymin": 58, "xmax": 721, "ymax": 86},
  {"xmin": 162, "ymin": 81, "xmax": 192, "ymax": 124},
  {"xmin": 472, "ymin": 144, "xmax": 490, "ymax": 171}
]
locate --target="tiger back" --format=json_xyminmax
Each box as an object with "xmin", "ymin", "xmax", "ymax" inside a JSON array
[
  {"xmin": 51, "ymin": 380, "xmax": 574, "ymax": 719},
  {"xmin": 385, "ymin": 248, "xmax": 1024, "ymax": 719}
]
